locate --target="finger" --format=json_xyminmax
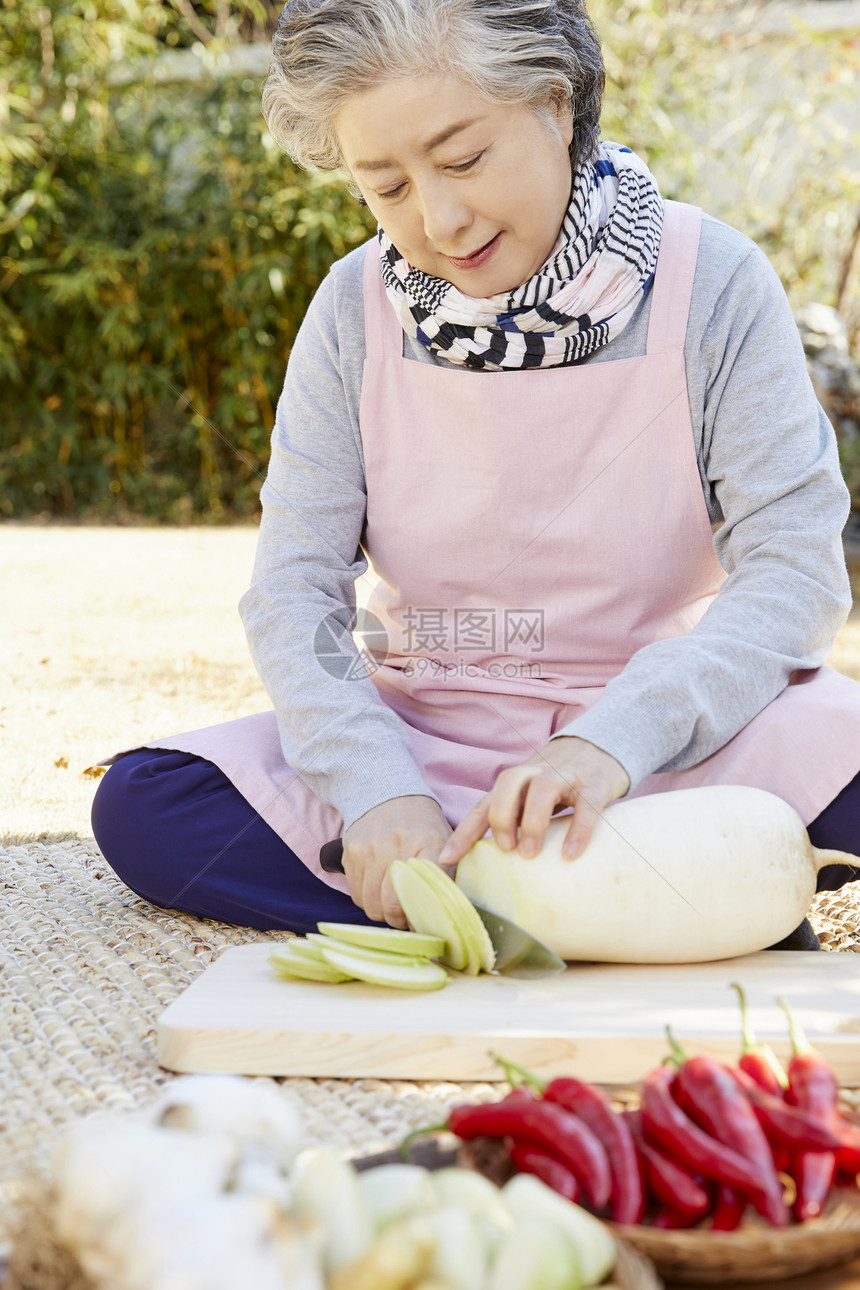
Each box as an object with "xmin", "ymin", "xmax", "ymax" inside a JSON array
[
  {"xmin": 341, "ymin": 847, "xmax": 365, "ymax": 909},
  {"xmin": 486, "ymin": 769, "xmax": 535, "ymax": 851},
  {"xmin": 517, "ymin": 774, "xmax": 569, "ymax": 857},
  {"xmin": 437, "ymin": 797, "xmax": 492, "ymax": 866},
  {"xmin": 380, "ymin": 870, "xmax": 409, "ymax": 929},
  {"xmin": 561, "ymin": 789, "xmax": 604, "ymax": 860}
]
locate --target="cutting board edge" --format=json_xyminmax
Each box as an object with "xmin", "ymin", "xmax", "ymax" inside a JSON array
[{"xmin": 156, "ymin": 1021, "xmax": 860, "ymax": 1084}]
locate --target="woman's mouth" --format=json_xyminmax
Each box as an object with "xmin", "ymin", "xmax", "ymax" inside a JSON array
[{"xmin": 446, "ymin": 233, "xmax": 502, "ymax": 271}]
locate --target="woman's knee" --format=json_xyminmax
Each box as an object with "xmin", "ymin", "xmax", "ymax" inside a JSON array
[
  {"xmin": 91, "ymin": 748, "xmax": 211, "ymax": 903},
  {"xmin": 808, "ymin": 768, "xmax": 860, "ymax": 893}
]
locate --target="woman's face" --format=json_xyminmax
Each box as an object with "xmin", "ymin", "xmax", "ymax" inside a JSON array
[{"xmin": 333, "ymin": 73, "xmax": 574, "ymax": 297}]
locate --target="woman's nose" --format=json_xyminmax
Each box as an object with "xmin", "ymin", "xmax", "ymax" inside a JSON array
[{"xmin": 418, "ymin": 184, "xmax": 471, "ymax": 249}]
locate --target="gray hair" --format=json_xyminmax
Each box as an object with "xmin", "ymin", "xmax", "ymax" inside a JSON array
[{"xmin": 263, "ymin": 0, "xmax": 605, "ymax": 182}]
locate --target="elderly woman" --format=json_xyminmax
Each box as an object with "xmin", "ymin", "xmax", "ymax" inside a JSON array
[{"xmin": 93, "ymin": 0, "xmax": 860, "ymax": 949}]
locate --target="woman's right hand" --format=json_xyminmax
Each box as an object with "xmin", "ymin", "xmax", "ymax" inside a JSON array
[{"xmin": 342, "ymin": 794, "xmax": 453, "ymax": 927}]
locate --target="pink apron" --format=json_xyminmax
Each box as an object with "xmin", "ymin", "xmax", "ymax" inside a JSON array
[{"xmin": 104, "ymin": 201, "xmax": 860, "ymax": 895}]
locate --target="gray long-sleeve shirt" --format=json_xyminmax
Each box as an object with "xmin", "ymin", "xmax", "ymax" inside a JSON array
[{"xmin": 238, "ymin": 211, "xmax": 853, "ymax": 834}]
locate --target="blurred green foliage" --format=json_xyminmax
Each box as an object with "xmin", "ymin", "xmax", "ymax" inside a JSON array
[
  {"xmin": 1, "ymin": 0, "xmax": 858, "ymax": 520},
  {"xmin": 0, "ymin": 0, "xmax": 374, "ymax": 521}
]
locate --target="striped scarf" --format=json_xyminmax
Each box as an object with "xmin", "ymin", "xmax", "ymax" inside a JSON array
[{"xmin": 378, "ymin": 141, "xmax": 664, "ymax": 371}]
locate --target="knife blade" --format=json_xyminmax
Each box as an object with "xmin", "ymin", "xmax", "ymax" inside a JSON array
[{"xmin": 318, "ymin": 839, "xmax": 566, "ymax": 979}]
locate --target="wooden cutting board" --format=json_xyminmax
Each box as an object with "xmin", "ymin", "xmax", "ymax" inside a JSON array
[{"xmin": 157, "ymin": 946, "xmax": 860, "ymax": 1083}]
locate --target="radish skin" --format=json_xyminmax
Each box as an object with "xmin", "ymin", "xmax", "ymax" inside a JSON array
[{"xmin": 453, "ymin": 785, "xmax": 856, "ymax": 963}]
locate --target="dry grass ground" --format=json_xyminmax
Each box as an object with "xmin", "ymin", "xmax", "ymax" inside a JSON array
[{"xmin": 2, "ymin": 523, "xmax": 860, "ymax": 847}]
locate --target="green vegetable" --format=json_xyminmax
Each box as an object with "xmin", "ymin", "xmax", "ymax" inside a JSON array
[
  {"xmin": 389, "ymin": 861, "xmax": 468, "ymax": 971},
  {"xmin": 501, "ymin": 1175, "xmax": 616, "ymax": 1287},
  {"xmin": 329, "ymin": 1214, "xmax": 436, "ymax": 1290},
  {"xmin": 267, "ymin": 945, "xmax": 353, "ymax": 983},
  {"xmin": 389, "ymin": 857, "xmax": 496, "ymax": 974},
  {"xmin": 317, "ymin": 922, "xmax": 447, "ymax": 959},
  {"xmin": 488, "ymin": 1219, "xmax": 582, "ymax": 1290},
  {"xmin": 407, "ymin": 857, "xmax": 495, "ymax": 975},
  {"xmin": 292, "ymin": 1149, "xmax": 374, "ymax": 1274},
  {"xmin": 281, "ymin": 938, "xmax": 327, "ymax": 962},
  {"xmin": 357, "ymin": 1164, "xmax": 439, "ymax": 1228},
  {"xmin": 423, "ymin": 1205, "xmax": 488, "ymax": 1290},
  {"xmin": 308, "ymin": 933, "xmax": 436, "ymax": 970},
  {"xmin": 317, "ymin": 944, "xmax": 449, "ymax": 991}
]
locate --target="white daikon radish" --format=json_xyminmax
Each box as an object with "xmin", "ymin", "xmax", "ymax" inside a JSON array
[{"xmin": 454, "ymin": 785, "xmax": 857, "ymax": 963}]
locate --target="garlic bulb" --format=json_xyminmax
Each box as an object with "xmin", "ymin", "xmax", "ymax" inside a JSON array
[
  {"xmin": 146, "ymin": 1074, "xmax": 301, "ymax": 1172},
  {"xmin": 120, "ymin": 1194, "xmax": 324, "ymax": 1290},
  {"xmin": 51, "ymin": 1118, "xmax": 238, "ymax": 1286}
]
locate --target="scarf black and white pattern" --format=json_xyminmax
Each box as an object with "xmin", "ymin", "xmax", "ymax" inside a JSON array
[{"xmin": 378, "ymin": 141, "xmax": 664, "ymax": 371}]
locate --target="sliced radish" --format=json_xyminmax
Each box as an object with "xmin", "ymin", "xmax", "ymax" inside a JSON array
[
  {"xmin": 389, "ymin": 860, "xmax": 468, "ymax": 972},
  {"xmin": 309, "ymin": 933, "xmax": 434, "ymax": 969},
  {"xmin": 319, "ymin": 944, "xmax": 448, "ymax": 991},
  {"xmin": 284, "ymin": 938, "xmax": 327, "ymax": 962},
  {"xmin": 268, "ymin": 945, "xmax": 354, "ymax": 983},
  {"xmin": 316, "ymin": 922, "xmax": 446, "ymax": 959},
  {"xmin": 406, "ymin": 858, "xmax": 496, "ymax": 975}
]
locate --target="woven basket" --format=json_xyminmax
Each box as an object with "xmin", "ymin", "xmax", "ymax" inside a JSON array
[
  {"xmin": 612, "ymin": 1184, "xmax": 860, "ymax": 1284},
  {"xmin": 607, "ymin": 1098, "xmax": 860, "ymax": 1284},
  {"xmin": 458, "ymin": 1099, "xmax": 860, "ymax": 1287}
]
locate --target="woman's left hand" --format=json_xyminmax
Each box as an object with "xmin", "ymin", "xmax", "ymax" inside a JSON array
[{"xmin": 436, "ymin": 736, "xmax": 630, "ymax": 869}]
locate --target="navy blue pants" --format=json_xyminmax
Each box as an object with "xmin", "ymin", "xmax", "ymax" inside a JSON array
[{"xmin": 91, "ymin": 747, "xmax": 860, "ymax": 935}]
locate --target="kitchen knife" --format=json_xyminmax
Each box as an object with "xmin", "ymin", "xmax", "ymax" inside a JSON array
[{"xmin": 319, "ymin": 838, "xmax": 566, "ymax": 979}]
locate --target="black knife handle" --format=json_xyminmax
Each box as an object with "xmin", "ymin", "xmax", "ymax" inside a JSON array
[{"xmin": 319, "ymin": 838, "xmax": 345, "ymax": 873}]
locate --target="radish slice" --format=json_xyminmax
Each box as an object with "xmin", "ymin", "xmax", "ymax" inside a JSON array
[
  {"xmin": 309, "ymin": 933, "xmax": 435, "ymax": 969},
  {"xmin": 318, "ymin": 944, "xmax": 449, "ymax": 991},
  {"xmin": 268, "ymin": 945, "xmax": 354, "ymax": 983},
  {"xmin": 390, "ymin": 861, "xmax": 468, "ymax": 971},
  {"xmin": 284, "ymin": 938, "xmax": 327, "ymax": 962},
  {"xmin": 407, "ymin": 858, "xmax": 496, "ymax": 975},
  {"xmin": 315, "ymin": 922, "xmax": 446, "ymax": 959}
]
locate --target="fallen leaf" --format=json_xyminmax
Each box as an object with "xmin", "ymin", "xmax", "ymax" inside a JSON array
[
  {"xmin": 54, "ymin": 756, "xmax": 69, "ymax": 769},
  {"xmin": 82, "ymin": 765, "xmax": 107, "ymax": 778}
]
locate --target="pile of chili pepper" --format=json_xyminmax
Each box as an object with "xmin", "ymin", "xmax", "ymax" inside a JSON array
[{"xmin": 407, "ymin": 985, "xmax": 859, "ymax": 1230}]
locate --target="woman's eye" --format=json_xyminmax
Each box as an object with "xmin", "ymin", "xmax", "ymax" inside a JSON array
[
  {"xmin": 375, "ymin": 152, "xmax": 484, "ymax": 199},
  {"xmin": 448, "ymin": 152, "xmax": 483, "ymax": 173}
]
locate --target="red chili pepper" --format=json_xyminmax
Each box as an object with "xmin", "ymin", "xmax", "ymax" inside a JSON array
[
  {"xmin": 624, "ymin": 1109, "xmax": 711, "ymax": 1223},
  {"xmin": 490, "ymin": 1052, "xmax": 628, "ymax": 1217},
  {"xmin": 505, "ymin": 1138, "xmax": 580, "ymax": 1202},
  {"xmin": 651, "ymin": 1207, "xmax": 705, "ymax": 1230},
  {"xmin": 640, "ymin": 1065, "xmax": 767, "ymax": 1199},
  {"xmin": 730, "ymin": 982, "xmax": 788, "ymax": 1097},
  {"xmin": 779, "ymin": 997, "xmax": 838, "ymax": 1221},
  {"xmin": 541, "ymin": 1078, "xmax": 645, "ymax": 1224},
  {"xmin": 711, "ymin": 1185, "xmax": 746, "ymax": 1232},
  {"xmin": 446, "ymin": 1097, "xmax": 611, "ymax": 1209},
  {"xmin": 667, "ymin": 1031, "xmax": 788, "ymax": 1227},
  {"xmin": 731, "ymin": 1066, "xmax": 842, "ymax": 1152},
  {"xmin": 835, "ymin": 1117, "xmax": 860, "ymax": 1177}
]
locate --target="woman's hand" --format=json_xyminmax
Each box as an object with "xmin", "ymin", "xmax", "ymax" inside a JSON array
[
  {"xmin": 437, "ymin": 736, "xmax": 630, "ymax": 869},
  {"xmin": 342, "ymin": 794, "xmax": 453, "ymax": 927}
]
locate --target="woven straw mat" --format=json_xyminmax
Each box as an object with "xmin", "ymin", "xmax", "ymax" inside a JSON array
[
  {"xmin": 0, "ymin": 836, "xmax": 505, "ymax": 1258},
  {"xmin": 1, "ymin": 837, "xmax": 859, "ymax": 1257}
]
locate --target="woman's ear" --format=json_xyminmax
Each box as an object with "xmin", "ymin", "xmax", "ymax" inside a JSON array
[{"xmin": 549, "ymin": 90, "xmax": 574, "ymax": 150}]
